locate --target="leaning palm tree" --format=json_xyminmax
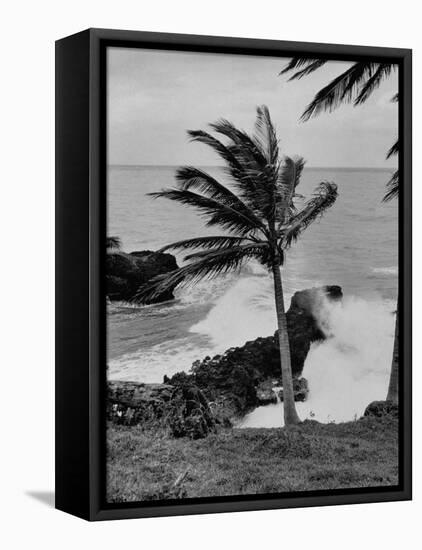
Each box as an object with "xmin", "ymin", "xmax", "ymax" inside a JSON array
[
  {"xmin": 280, "ymin": 60, "xmax": 399, "ymax": 402},
  {"xmin": 133, "ymin": 106, "xmax": 338, "ymax": 426}
]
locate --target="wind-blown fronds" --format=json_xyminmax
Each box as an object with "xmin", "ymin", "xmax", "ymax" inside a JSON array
[
  {"xmin": 187, "ymin": 129, "xmax": 243, "ymax": 172},
  {"xmin": 149, "ymin": 188, "xmax": 266, "ymax": 236},
  {"xmin": 175, "ymin": 166, "xmax": 264, "ymax": 227},
  {"xmin": 383, "ymin": 170, "xmax": 399, "ymax": 202},
  {"xmin": 354, "ymin": 64, "xmax": 394, "ymax": 105},
  {"xmin": 187, "ymin": 127, "xmax": 268, "ymax": 210},
  {"xmin": 281, "ymin": 60, "xmax": 396, "ymax": 120},
  {"xmin": 208, "ymin": 117, "xmax": 275, "ymax": 208},
  {"xmin": 281, "ymin": 58, "xmax": 398, "ymax": 203},
  {"xmin": 200, "ymin": 113, "xmax": 282, "ymax": 222},
  {"xmin": 158, "ymin": 235, "xmax": 248, "ymax": 253},
  {"xmin": 276, "ymin": 156, "xmax": 306, "ymax": 222},
  {"xmin": 279, "ymin": 58, "xmax": 328, "ymax": 80},
  {"xmin": 387, "ymin": 140, "xmax": 399, "ymax": 159},
  {"xmin": 133, "ymin": 243, "xmax": 269, "ymax": 303},
  {"xmin": 300, "ymin": 62, "xmax": 378, "ymax": 121},
  {"xmin": 281, "ymin": 182, "xmax": 338, "ymax": 246},
  {"xmin": 106, "ymin": 236, "xmax": 121, "ymax": 250},
  {"xmin": 253, "ymin": 105, "xmax": 280, "ymax": 166},
  {"xmin": 210, "ymin": 118, "xmax": 268, "ymax": 167}
]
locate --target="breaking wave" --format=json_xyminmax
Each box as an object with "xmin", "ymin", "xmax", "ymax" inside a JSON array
[{"xmin": 239, "ymin": 294, "xmax": 395, "ymax": 427}]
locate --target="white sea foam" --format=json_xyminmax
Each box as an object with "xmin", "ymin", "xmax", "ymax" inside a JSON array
[
  {"xmin": 107, "ymin": 337, "xmax": 213, "ymax": 383},
  {"xmin": 190, "ymin": 274, "xmax": 276, "ymax": 350},
  {"xmin": 371, "ymin": 266, "xmax": 398, "ymax": 276},
  {"xmin": 239, "ymin": 294, "xmax": 395, "ymax": 428}
]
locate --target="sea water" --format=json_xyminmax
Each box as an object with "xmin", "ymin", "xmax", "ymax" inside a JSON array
[{"xmin": 107, "ymin": 165, "xmax": 398, "ymax": 425}]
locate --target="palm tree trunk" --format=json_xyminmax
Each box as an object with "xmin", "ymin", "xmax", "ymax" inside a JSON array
[
  {"xmin": 272, "ymin": 264, "xmax": 301, "ymax": 426},
  {"xmin": 386, "ymin": 303, "xmax": 399, "ymax": 404}
]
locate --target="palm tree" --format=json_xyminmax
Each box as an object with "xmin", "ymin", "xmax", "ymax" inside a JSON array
[
  {"xmin": 133, "ymin": 106, "xmax": 338, "ymax": 426},
  {"xmin": 280, "ymin": 60, "xmax": 398, "ymax": 201},
  {"xmin": 280, "ymin": 59, "xmax": 399, "ymax": 403}
]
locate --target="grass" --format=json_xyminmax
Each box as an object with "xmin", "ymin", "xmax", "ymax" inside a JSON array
[{"xmin": 106, "ymin": 415, "xmax": 399, "ymax": 503}]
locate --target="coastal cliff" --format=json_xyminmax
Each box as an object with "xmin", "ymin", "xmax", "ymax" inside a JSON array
[{"xmin": 107, "ymin": 285, "xmax": 343, "ymax": 433}]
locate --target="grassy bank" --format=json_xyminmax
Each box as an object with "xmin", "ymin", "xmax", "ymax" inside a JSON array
[{"xmin": 107, "ymin": 415, "xmax": 398, "ymax": 503}]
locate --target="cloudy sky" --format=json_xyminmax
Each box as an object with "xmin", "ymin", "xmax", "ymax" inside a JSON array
[{"xmin": 108, "ymin": 47, "xmax": 398, "ymax": 168}]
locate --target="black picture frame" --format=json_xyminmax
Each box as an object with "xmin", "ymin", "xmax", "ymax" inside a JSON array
[{"xmin": 55, "ymin": 28, "xmax": 412, "ymax": 521}]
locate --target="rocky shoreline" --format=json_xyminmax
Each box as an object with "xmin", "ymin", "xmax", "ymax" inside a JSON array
[{"xmin": 107, "ymin": 285, "xmax": 343, "ymax": 437}]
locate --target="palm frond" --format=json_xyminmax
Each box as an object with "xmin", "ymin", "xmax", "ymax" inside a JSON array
[
  {"xmin": 158, "ymin": 235, "xmax": 248, "ymax": 253},
  {"xmin": 300, "ymin": 62, "xmax": 377, "ymax": 121},
  {"xmin": 281, "ymin": 182, "xmax": 338, "ymax": 246},
  {"xmin": 209, "ymin": 118, "xmax": 267, "ymax": 167},
  {"xmin": 148, "ymin": 188, "xmax": 266, "ymax": 236},
  {"xmin": 276, "ymin": 156, "xmax": 306, "ymax": 222},
  {"xmin": 175, "ymin": 166, "xmax": 265, "ymax": 226},
  {"xmin": 387, "ymin": 139, "xmax": 399, "ymax": 159},
  {"xmin": 383, "ymin": 170, "xmax": 399, "ymax": 202},
  {"xmin": 132, "ymin": 244, "xmax": 269, "ymax": 303},
  {"xmin": 187, "ymin": 127, "xmax": 268, "ymax": 212},
  {"xmin": 279, "ymin": 58, "xmax": 328, "ymax": 79},
  {"xmin": 391, "ymin": 93, "xmax": 399, "ymax": 103},
  {"xmin": 182, "ymin": 239, "xmax": 266, "ymax": 261},
  {"xmin": 187, "ymin": 129, "xmax": 243, "ymax": 172},
  {"xmin": 354, "ymin": 64, "xmax": 395, "ymax": 105},
  {"xmin": 204, "ymin": 111, "xmax": 281, "ymax": 222},
  {"xmin": 106, "ymin": 236, "xmax": 121, "ymax": 250},
  {"xmin": 253, "ymin": 105, "xmax": 280, "ymax": 166}
]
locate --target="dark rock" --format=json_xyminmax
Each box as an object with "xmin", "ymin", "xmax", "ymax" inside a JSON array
[
  {"xmin": 106, "ymin": 250, "xmax": 178, "ymax": 304},
  {"xmin": 287, "ymin": 285, "xmax": 342, "ymax": 374},
  {"xmin": 256, "ymin": 380, "xmax": 279, "ymax": 406},
  {"xmin": 107, "ymin": 380, "xmax": 215, "ymax": 439},
  {"xmin": 364, "ymin": 400, "xmax": 399, "ymax": 418},
  {"xmin": 277, "ymin": 377, "xmax": 309, "ymax": 402}
]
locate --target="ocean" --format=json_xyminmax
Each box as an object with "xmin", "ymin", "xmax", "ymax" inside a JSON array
[{"xmin": 107, "ymin": 165, "xmax": 398, "ymax": 425}]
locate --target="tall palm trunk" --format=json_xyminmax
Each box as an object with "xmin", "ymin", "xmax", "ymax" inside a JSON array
[
  {"xmin": 272, "ymin": 264, "xmax": 301, "ymax": 425},
  {"xmin": 386, "ymin": 304, "xmax": 399, "ymax": 404}
]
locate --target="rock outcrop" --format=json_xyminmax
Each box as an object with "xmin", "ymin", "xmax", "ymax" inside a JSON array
[
  {"xmin": 287, "ymin": 285, "xmax": 342, "ymax": 373},
  {"xmin": 106, "ymin": 250, "xmax": 178, "ymax": 304},
  {"xmin": 107, "ymin": 380, "xmax": 215, "ymax": 439},
  {"xmin": 364, "ymin": 400, "xmax": 399, "ymax": 418},
  {"xmin": 255, "ymin": 378, "xmax": 309, "ymax": 406},
  {"xmin": 165, "ymin": 285, "xmax": 342, "ymax": 421}
]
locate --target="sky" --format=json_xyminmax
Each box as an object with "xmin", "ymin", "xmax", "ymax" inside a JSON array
[{"xmin": 107, "ymin": 47, "xmax": 398, "ymax": 168}]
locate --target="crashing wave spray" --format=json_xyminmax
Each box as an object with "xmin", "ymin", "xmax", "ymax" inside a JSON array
[
  {"xmin": 302, "ymin": 294, "xmax": 395, "ymax": 422},
  {"xmin": 240, "ymin": 293, "xmax": 395, "ymax": 428}
]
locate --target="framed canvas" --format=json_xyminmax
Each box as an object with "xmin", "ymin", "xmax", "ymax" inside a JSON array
[{"xmin": 55, "ymin": 28, "xmax": 412, "ymax": 521}]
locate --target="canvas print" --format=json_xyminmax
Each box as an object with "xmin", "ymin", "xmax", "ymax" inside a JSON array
[{"xmin": 105, "ymin": 47, "xmax": 399, "ymax": 503}]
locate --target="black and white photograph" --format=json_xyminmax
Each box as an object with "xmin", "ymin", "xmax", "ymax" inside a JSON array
[
  {"xmin": 105, "ymin": 45, "xmax": 402, "ymax": 504},
  {"xmin": 2, "ymin": 0, "xmax": 420, "ymax": 543}
]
